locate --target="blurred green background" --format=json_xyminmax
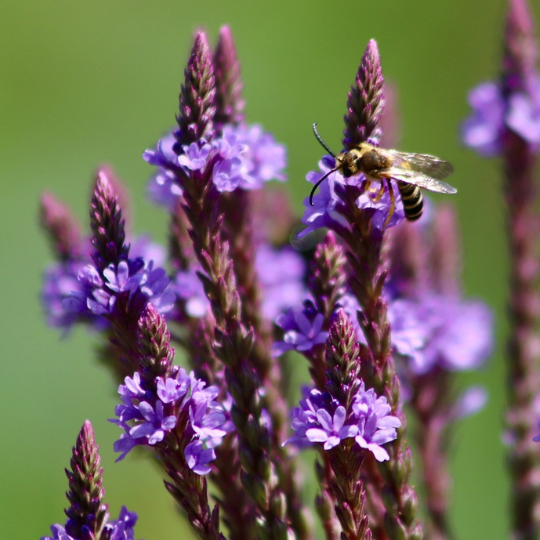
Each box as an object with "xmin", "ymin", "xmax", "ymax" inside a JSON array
[{"xmin": 2, "ymin": 0, "xmax": 539, "ymax": 538}]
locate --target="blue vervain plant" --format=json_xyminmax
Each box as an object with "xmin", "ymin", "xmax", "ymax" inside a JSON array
[{"xmin": 39, "ymin": 1, "xmax": 540, "ymax": 538}]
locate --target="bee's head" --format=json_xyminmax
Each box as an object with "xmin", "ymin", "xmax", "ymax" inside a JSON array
[{"xmin": 339, "ymin": 149, "xmax": 363, "ymax": 177}]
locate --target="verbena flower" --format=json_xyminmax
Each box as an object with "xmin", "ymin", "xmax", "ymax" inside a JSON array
[
  {"xmin": 386, "ymin": 294, "xmax": 493, "ymax": 377},
  {"xmin": 111, "ymin": 368, "xmax": 232, "ymax": 474},
  {"xmin": 43, "ymin": 235, "xmax": 172, "ymax": 332},
  {"xmin": 462, "ymin": 76, "xmax": 540, "ymax": 155},
  {"xmin": 145, "ymin": 122, "xmax": 286, "ymax": 208},
  {"xmin": 533, "ymin": 420, "xmax": 540, "ymax": 442},
  {"xmin": 73, "ymin": 258, "xmax": 174, "ymax": 320},
  {"xmin": 42, "ymin": 260, "xmax": 105, "ymax": 331},
  {"xmin": 413, "ymin": 296, "xmax": 493, "ymax": 374},
  {"xmin": 285, "ymin": 385, "xmax": 400, "ymax": 462},
  {"xmin": 42, "ymin": 507, "xmax": 139, "ymax": 540},
  {"xmin": 272, "ymin": 302, "xmax": 328, "ymax": 357}
]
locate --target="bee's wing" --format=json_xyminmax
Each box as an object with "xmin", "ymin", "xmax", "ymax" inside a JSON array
[
  {"xmin": 376, "ymin": 167, "xmax": 458, "ymax": 194},
  {"xmin": 391, "ymin": 151, "xmax": 454, "ymax": 180}
]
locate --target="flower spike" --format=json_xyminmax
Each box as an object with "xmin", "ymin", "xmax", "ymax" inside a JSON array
[{"xmin": 175, "ymin": 32, "xmax": 217, "ymax": 148}]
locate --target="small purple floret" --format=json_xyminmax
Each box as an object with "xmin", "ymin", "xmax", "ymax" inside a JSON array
[
  {"xmin": 41, "ymin": 507, "xmax": 140, "ymax": 540},
  {"xmin": 185, "ymin": 440, "xmax": 216, "ymax": 476},
  {"xmin": 272, "ymin": 303, "xmax": 328, "ymax": 357},
  {"xmin": 462, "ymin": 76, "xmax": 540, "ymax": 155}
]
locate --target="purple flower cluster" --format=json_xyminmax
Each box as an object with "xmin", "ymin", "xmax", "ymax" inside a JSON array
[
  {"xmin": 299, "ymin": 155, "xmax": 405, "ymax": 238},
  {"xmin": 42, "ymin": 260, "xmax": 105, "ymax": 331},
  {"xmin": 286, "ymin": 385, "xmax": 400, "ymax": 462},
  {"xmin": 462, "ymin": 76, "xmax": 540, "ymax": 155},
  {"xmin": 42, "ymin": 237, "xmax": 174, "ymax": 331},
  {"xmin": 272, "ymin": 302, "xmax": 328, "ymax": 357},
  {"xmin": 111, "ymin": 368, "xmax": 233, "ymax": 475},
  {"xmin": 42, "ymin": 506, "xmax": 139, "ymax": 540},
  {"xmin": 145, "ymin": 123, "xmax": 286, "ymax": 209},
  {"xmin": 336, "ymin": 284, "xmax": 492, "ymax": 414},
  {"xmin": 386, "ymin": 294, "xmax": 493, "ymax": 377}
]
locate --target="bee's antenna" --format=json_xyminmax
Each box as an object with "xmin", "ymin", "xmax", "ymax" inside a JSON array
[
  {"xmin": 312, "ymin": 123, "xmax": 338, "ymax": 159},
  {"xmin": 309, "ymin": 167, "xmax": 338, "ymax": 206}
]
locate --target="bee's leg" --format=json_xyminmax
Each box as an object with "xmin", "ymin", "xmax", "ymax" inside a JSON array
[
  {"xmin": 361, "ymin": 178, "xmax": 372, "ymax": 193},
  {"xmin": 372, "ymin": 181, "xmax": 386, "ymax": 202},
  {"xmin": 383, "ymin": 179, "xmax": 396, "ymax": 229}
]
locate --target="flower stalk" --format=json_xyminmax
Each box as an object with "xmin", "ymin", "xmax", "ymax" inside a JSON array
[{"xmin": 503, "ymin": 2, "xmax": 540, "ymax": 538}]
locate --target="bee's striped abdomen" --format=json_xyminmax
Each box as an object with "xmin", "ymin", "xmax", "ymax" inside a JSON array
[{"xmin": 397, "ymin": 181, "xmax": 423, "ymax": 221}]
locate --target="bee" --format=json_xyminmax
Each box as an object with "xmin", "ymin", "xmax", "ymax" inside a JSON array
[{"xmin": 310, "ymin": 123, "xmax": 457, "ymax": 222}]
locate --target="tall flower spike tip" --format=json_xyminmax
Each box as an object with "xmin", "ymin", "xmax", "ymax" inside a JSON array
[
  {"xmin": 90, "ymin": 167, "xmax": 129, "ymax": 272},
  {"xmin": 40, "ymin": 192, "xmax": 81, "ymax": 261},
  {"xmin": 343, "ymin": 39, "xmax": 385, "ymax": 148},
  {"xmin": 42, "ymin": 421, "xmax": 142, "ymax": 540},
  {"xmin": 213, "ymin": 26, "xmax": 245, "ymax": 127},
  {"xmin": 176, "ymin": 32, "xmax": 216, "ymax": 148},
  {"xmin": 504, "ymin": 0, "xmax": 538, "ymax": 90},
  {"xmin": 64, "ymin": 421, "xmax": 109, "ymax": 539}
]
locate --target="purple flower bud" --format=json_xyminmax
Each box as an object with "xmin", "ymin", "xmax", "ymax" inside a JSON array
[
  {"xmin": 175, "ymin": 32, "xmax": 216, "ymax": 147},
  {"xmin": 40, "ymin": 193, "xmax": 82, "ymax": 261}
]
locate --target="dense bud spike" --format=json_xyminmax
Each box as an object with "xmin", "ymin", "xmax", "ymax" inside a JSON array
[
  {"xmin": 309, "ymin": 231, "xmax": 347, "ymax": 320},
  {"xmin": 213, "ymin": 26, "xmax": 245, "ymax": 126},
  {"xmin": 40, "ymin": 192, "xmax": 82, "ymax": 261},
  {"xmin": 89, "ymin": 167, "xmax": 129, "ymax": 271},
  {"xmin": 175, "ymin": 32, "xmax": 217, "ymax": 148},
  {"xmin": 64, "ymin": 421, "xmax": 109, "ymax": 539},
  {"xmin": 504, "ymin": 0, "xmax": 539, "ymax": 90},
  {"xmin": 137, "ymin": 304, "xmax": 175, "ymax": 381},
  {"xmin": 343, "ymin": 39, "xmax": 385, "ymax": 148},
  {"xmin": 325, "ymin": 310, "xmax": 362, "ymax": 408}
]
